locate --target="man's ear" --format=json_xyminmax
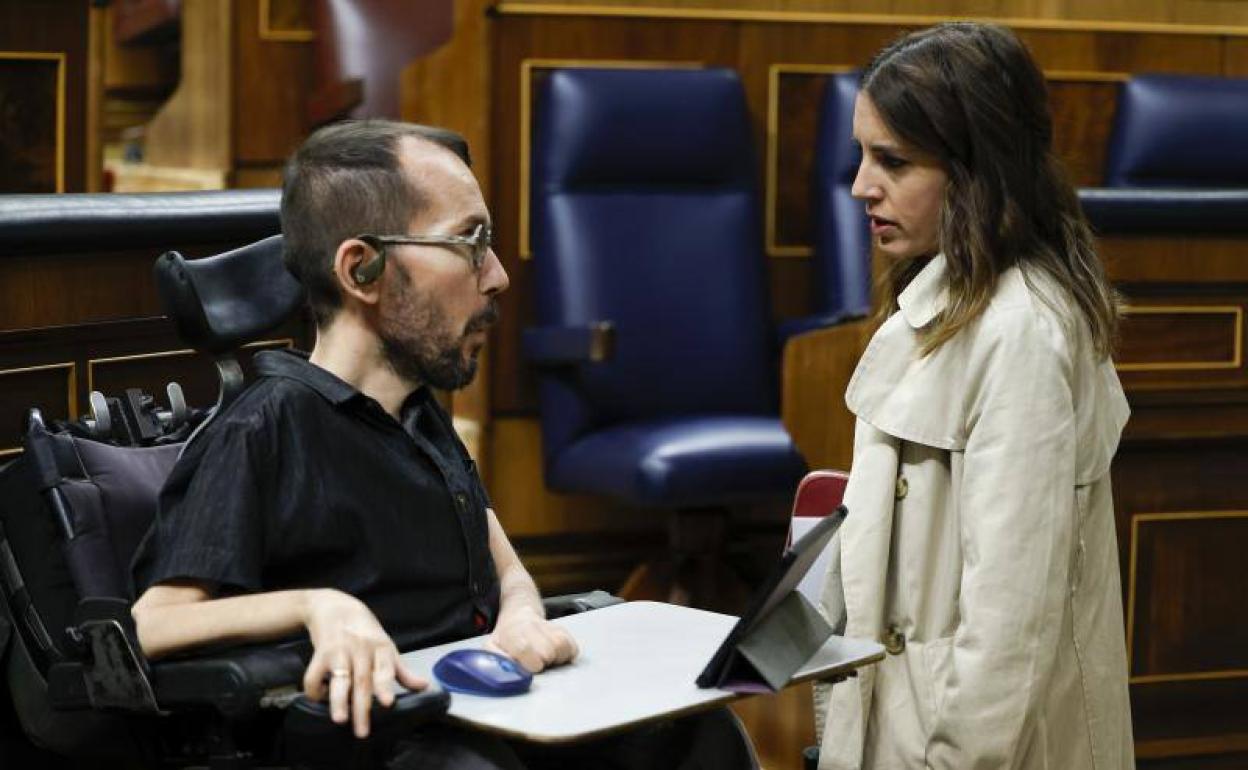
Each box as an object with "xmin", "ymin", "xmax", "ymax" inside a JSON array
[{"xmin": 333, "ymin": 239, "xmax": 383, "ymax": 304}]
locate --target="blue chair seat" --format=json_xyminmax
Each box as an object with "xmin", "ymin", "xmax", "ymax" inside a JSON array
[{"xmin": 549, "ymin": 416, "xmax": 807, "ymax": 508}]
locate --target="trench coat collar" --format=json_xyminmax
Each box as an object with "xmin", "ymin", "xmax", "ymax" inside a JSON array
[
  {"xmin": 898, "ymin": 253, "xmax": 949, "ymax": 329},
  {"xmin": 844, "ymin": 253, "xmax": 967, "ymax": 452}
]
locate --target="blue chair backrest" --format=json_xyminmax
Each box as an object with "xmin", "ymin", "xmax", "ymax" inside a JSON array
[
  {"xmin": 531, "ymin": 68, "xmax": 776, "ymax": 454},
  {"xmin": 1104, "ymin": 74, "xmax": 1248, "ymax": 187},
  {"xmin": 812, "ymin": 72, "xmax": 870, "ymax": 317}
]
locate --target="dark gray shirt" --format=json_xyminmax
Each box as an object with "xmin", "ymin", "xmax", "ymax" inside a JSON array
[{"xmin": 132, "ymin": 349, "xmax": 499, "ymax": 651}]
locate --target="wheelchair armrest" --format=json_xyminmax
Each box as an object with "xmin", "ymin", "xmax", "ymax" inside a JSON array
[
  {"xmin": 150, "ymin": 641, "xmax": 310, "ymax": 720},
  {"xmin": 777, "ymin": 310, "xmax": 868, "ymax": 348},
  {"xmin": 542, "ymin": 590, "xmax": 623, "ymax": 619},
  {"xmin": 523, "ymin": 322, "xmax": 615, "ymax": 367},
  {"xmin": 61, "ymin": 597, "xmax": 311, "ymax": 720}
]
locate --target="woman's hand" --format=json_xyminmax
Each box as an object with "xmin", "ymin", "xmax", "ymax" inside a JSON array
[{"xmin": 300, "ymin": 589, "xmax": 427, "ymax": 738}]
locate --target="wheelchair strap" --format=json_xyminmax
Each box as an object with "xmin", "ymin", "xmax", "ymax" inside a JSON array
[{"xmin": 0, "ymin": 524, "xmax": 59, "ymax": 663}]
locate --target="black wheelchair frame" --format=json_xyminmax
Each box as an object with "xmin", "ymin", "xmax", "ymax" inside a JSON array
[{"xmin": 0, "ymin": 234, "xmax": 619, "ymax": 768}]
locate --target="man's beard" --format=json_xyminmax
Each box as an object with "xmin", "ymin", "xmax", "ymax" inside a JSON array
[{"xmin": 377, "ymin": 267, "xmax": 498, "ymax": 391}]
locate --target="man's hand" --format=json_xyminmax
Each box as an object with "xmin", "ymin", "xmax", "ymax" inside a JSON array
[
  {"xmin": 485, "ymin": 605, "xmax": 579, "ymax": 673},
  {"xmin": 300, "ymin": 589, "xmax": 427, "ymax": 738}
]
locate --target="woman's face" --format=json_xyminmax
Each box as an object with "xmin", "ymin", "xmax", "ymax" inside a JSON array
[{"xmin": 850, "ymin": 93, "xmax": 949, "ymax": 261}]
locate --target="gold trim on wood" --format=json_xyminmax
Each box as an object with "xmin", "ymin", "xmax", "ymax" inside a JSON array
[
  {"xmin": 0, "ymin": 52, "xmax": 67, "ymax": 193},
  {"xmin": 1116, "ymin": 305, "xmax": 1243, "ymax": 372},
  {"xmin": 495, "ymin": 3, "xmax": 1248, "ymax": 38},
  {"xmin": 86, "ymin": 339, "xmax": 296, "ymax": 394},
  {"xmin": 1043, "ymin": 70, "xmax": 1131, "ymax": 83},
  {"xmin": 1125, "ymin": 510, "xmax": 1248, "ymax": 685},
  {"xmin": 765, "ymin": 64, "xmax": 854, "ymax": 259},
  {"xmin": 0, "ymin": 362, "xmax": 78, "ymax": 456},
  {"xmin": 518, "ymin": 59, "xmax": 704, "ymax": 260},
  {"xmin": 258, "ymin": 0, "xmax": 315, "ymax": 42}
]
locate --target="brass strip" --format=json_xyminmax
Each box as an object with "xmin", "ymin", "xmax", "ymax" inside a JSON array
[
  {"xmin": 86, "ymin": 338, "xmax": 295, "ymax": 394},
  {"xmin": 1116, "ymin": 305, "xmax": 1243, "ymax": 372},
  {"xmin": 0, "ymin": 361, "xmax": 78, "ymax": 455},
  {"xmin": 1125, "ymin": 509, "xmax": 1248, "ymax": 684},
  {"xmin": 87, "ymin": 347, "xmax": 196, "ymax": 395},
  {"xmin": 0, "ymin": 52, "xmax": 67, "ymax": 192},
  {"xmin": 258, "ymin": 0, "xmax": 315, "ymax": 42},
  {"xmin": 1044, "ymin": 70, "xmax": 1131, "ymax": 83},
  {"xmin": 495, "ymin": 3, "xmax": 1248, "ymax": 37},
  {"xmin": 766, "ymin": 64, "xmax": 854, "ymax": 259},
  {"xmin": 518, "ymin": 58, "xmax": 704, "ymax": 260},
  {"xmin": 1131, "ymin": 670, "xmax": 1248, "ymax": 685}
]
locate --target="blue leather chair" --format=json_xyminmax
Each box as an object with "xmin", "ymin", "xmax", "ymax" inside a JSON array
[
  {"xmin": 811, "ymin": 72, "xmax": 870, "ymax": 321},
  {"xmin": 526, "ymin": 67, "xmax": 808, "ymax": 606},
  {"xmin": 1079, "ymin": 73, "xmax": 1248, "ymax": 235},
  {"xmin": 1104, "ymin": 74, "xmax": 1248, "ymax": 188}
]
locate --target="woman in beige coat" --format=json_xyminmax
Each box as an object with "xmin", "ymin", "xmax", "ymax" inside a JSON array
[{"xmin": 815, "ymin": 24, "xmax": 1134, "ymax": 770}]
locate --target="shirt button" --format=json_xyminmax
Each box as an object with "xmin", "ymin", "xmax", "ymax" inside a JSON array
[
  {"xmin": 895, "ymin": 476, "xmax": 909, "ymax": 500},
  {"xmin": 883, "ymin": 625, "xmax": 906, "ymax": 655}
]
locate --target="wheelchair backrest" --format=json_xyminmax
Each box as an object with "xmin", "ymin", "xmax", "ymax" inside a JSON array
[{"xmin": 1, "ymin": 414, "xmax": 181, "ymax": 671}]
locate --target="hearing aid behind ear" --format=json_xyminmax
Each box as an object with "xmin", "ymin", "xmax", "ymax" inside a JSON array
[{"xmin": 352, "ymin": 242, "xmax": 386, "ymax": 285}]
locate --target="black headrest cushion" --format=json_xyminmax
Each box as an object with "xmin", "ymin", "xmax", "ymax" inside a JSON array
[{"xmin": 154, "ymin": 235, "xmax": 305, "ymax": 354}]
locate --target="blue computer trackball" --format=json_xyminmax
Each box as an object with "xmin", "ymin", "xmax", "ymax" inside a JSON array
[{"xmin": 433, "ymin": 649, "xmax": 533, "ymax": 697}]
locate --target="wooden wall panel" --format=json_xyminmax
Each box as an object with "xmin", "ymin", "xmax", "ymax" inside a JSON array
[
  {"xmin": 234, "ymin": 0, "xmax": 315, "ymax": 165},
  {"xmin": 499, "ymin": 0, "xmax": 1248, "ymax": 30},
  {"xmin": 0, "ymin": 2, "xmax": 90, "ymax": 192},
  {"xmin": 1127, "ymin": 512, "xmax": 1248, "ymax": 680},
  {"xmin": 0, "ymin": 363, "xmax": 77, "ymax": 456}
]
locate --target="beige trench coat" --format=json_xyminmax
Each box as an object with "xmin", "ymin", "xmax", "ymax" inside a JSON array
[{"xmin": 816, "ymin": 254, "xmax": 1135, "ymax": 770}]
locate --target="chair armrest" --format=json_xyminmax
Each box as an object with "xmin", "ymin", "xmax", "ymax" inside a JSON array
[
  {"xmin": 59, "ymin": 597, "xmax": 312, "ymax": 720},
  {"xmin": 777, "ymin": 310, "xmax": 868, "ymax": 347},
  {"xmin": 150, "ymin": 642, "xmax": 310, "ymax": 719},
  {"xmin": 1079, "ymin": 188, "xmax": 1248, "ymax": 234},
  {"xmin": 542, "ymin": 590, "xmax": 624, "ymax": 619},
  {"xmin": 523, "ymin": 322, "xmax": 615, "ymax": 367}
]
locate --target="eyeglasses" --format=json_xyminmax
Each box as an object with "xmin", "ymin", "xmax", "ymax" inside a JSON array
[{"xmin": 356, "ymin": 222, "xmax": 494, "ymax": 274}]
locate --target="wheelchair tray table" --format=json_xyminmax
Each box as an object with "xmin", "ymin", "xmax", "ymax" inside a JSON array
[{"xmin": 399, "ymin": 600, "xmax": 883, "ymax": 744}]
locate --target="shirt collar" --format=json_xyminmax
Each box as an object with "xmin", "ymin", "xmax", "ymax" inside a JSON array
[
  {"xmin": 250, "ymin": 349, "xmax": 361, "ymax": 405},
  {"xmin": 897, "ymin": 253, "xmax": 949, "ymax": 329}
]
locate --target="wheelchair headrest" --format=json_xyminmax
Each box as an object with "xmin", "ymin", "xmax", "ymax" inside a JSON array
[{"xmin": 154, "ymin": 235, "xmax": 305, "ymax": 355}]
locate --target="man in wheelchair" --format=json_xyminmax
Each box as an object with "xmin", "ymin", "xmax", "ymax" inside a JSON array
[
  {"xmin": 123, "ymin": 121, "xmax": 754, "ymax": 769},
  {"xmin": 126, "ymin": 121, "xmax": 581, "ymax": 765}
]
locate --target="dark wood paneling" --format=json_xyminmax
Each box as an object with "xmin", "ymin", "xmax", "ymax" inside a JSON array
[
  {"xmin": 234, "ymin": 0, "xmax": 315, "ymax": 163},
  {"xmin": 1049, "ymin": 79, "xmax": 1120, "ymax": 186},
  {"xmin": 775, "ymin": 70, "xmax": 832, "ymax": 253},
  {"xmin": 0, "ymin": 2, "xmax": 89, "ymax": 192},
  {"xmin": 0, "ymin": 363, "xmax": 76, "ymax": 455},
  {"xmin": 1128, "ymin": 514, "xmax": 1248, "ymax": 678},
  {"xmin": 1118, "ymin": 307, "xmax": 1242, "ymax": 370}
]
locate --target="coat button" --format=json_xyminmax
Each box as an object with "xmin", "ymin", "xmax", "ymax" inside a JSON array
[
  {"xmin": 895, "ymin": 476, "xmax": 909, "ymax": 500},
  {"xmin": 883, "ymin": 625, "xmax": 906, "ymax": 655}
]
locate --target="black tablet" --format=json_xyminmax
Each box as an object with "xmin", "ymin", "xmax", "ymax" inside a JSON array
[{"xmin": 696, "ymin": 506, "xmax": 847, "ymax": 689}]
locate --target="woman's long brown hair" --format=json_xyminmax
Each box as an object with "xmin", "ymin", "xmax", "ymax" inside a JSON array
[{"xmin": 863, "ymin": 23, "xmax": 1119, "ymax": 358}]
